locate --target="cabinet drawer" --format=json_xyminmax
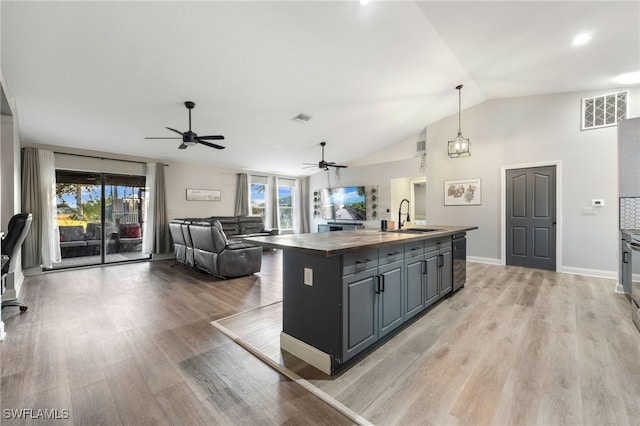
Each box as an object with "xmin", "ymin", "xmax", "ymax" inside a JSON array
[
  {"xmin": 404, "ymin": 240, "xmax": 425, "ymax": 258},
  {"xmin": 342, "ymin": 249, "xmax": 378, "ymax": 276},
  {"xmin": 378, "ymin": 244, "xmax": 404, "ymax": 266},
  {"xmin": 425, "ymin": 237, "xmax": 452, "ymax": 252}
]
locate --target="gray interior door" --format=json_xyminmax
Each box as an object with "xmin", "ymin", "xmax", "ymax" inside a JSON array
[{"xmin": 506, "ymin": 166, "xmax": 556, "ymax": 271}]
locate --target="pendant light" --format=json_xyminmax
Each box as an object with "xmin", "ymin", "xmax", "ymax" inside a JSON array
[{"xmin": 448, "ymin": 84, "xmax": 471, "ymax": 158}]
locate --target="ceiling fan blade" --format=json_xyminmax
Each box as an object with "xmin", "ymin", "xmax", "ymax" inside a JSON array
[
  {"xmin": 330, "ymin": 164, "xmax": 348, "ymax": 168},
  {"xmin": 178, "ymin": 143, "xmax": 188, "ymax": 150},
  {"xmin": 302, "ymin": 162, "xmax": 317, "ymax": 165},
  {"xmin": 166, "ymin": 127, "xmax": 184, "ymax": 136},
  {"xmin": 198, "ymin": 135, "xmax": 225, "ymax": 140},
  {"xmin": 145, "ymin": 137, "xmax": 181, "ymax": 139},
  {"xmin": 197, "ymin": 139, "xmax": 226, "ymax": 150}
]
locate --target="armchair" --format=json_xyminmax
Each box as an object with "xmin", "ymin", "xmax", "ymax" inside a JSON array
[{"xmin": 188, "ymin": 220, "xmax": 262, "ymax": 278}]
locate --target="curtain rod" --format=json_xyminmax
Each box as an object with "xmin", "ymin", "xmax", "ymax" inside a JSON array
[{"xmin": 53, "ymin": 151, "xmax": 168, "ymax": 166}]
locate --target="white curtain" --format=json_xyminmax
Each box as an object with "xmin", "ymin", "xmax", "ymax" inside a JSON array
[
  {"xmin": 142, "ymin": 163, "xmax": 156, "ymax": 255},
  {"xmin": 266, "ymin": 175, "xmax": 279, "ymax": 229},
  {"xmin": 293, "ymin": 177, "xmax": 309, "ymax": 234},
  {"xmin": 38, "ymin": 150, "xmax": 61, "ymax": 268}
]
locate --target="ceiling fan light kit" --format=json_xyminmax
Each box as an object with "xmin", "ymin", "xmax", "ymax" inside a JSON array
[
  {"xmin": 145, "ymin": 101, "xmax": 226, "ymax": 150},
  {"xmin": 448, "ymin": 84, "xmax": 471, "ymax": 158}
]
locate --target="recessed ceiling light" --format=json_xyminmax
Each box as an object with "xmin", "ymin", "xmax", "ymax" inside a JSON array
[
  {"xmin": 360, "ymin": 0, "xmax": 371, "ymax": 5},
  {"xmin": 572, "ymin": 33, "xmax": 591, "ymax": 46},
  {"xmin": 615, "ymin": 71, "xmax": 640, "ymax": 85}
]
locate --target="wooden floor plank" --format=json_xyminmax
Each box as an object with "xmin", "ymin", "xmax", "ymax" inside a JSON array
[{"xmin": 2, "ymin": 252, "xmax": 639, "ymax": 425}]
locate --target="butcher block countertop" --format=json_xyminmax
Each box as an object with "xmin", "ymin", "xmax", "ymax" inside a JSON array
[{"xmin": 243, "ymin": 225, "xmax": 478, "ymax": 256}]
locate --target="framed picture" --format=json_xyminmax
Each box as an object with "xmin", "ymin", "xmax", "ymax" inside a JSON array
[
  {"xmin": 186, "ymin": 188, "xmax": 221, "ymax": 202},
  {"xmin": 444, "ymin": 178, "xmax": 481, "ymax": 206}
]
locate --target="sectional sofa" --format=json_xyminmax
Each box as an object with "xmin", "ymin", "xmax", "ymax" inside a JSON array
[{"xmin": 169, "ymin": 216, "xmax": 277, "ymax": 278}]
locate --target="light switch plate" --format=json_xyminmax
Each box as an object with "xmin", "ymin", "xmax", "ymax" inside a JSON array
[
  {"xmin": 591, "ymin": 199, "xmax": 604, "ymax": 207},
  {"xmin": 304, "ymin": 268, "xmax": 313, "ymax": 286}
]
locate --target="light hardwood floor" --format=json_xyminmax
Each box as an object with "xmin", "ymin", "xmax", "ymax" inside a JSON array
[{"xmin": 2, "ymin": 252, "xmax": 639, "ymax": 425}]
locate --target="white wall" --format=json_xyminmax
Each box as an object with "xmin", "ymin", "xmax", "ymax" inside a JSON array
[
  {"xmin": 308, "ymin": 159, "xmax": 427, "ymax": 231},
  {"xmin": 164, "ymin": 161, "xmax": 244, "ymax": 219},
  {"xmin": 311, "ymin": 87, "xmax": 640, "ymax": 276}
]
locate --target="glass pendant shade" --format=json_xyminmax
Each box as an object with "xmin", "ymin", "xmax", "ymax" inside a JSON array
[{"xmin": 448, "ymin": 84, "xmax": 471, "ymax": 158}]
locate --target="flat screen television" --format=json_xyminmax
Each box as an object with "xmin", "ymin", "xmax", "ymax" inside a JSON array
[{"xmin": 320, "ymin": 186, "xmax": 366, "ymax": 221}]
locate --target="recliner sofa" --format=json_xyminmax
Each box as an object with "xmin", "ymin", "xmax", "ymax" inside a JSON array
[
  {"xmin": 208, "ymin": 215, "xmax": 278, "ymax": 241},
  {"xmin": 169, "ymin": 218, "xmax": 264, "ymax": 278}
]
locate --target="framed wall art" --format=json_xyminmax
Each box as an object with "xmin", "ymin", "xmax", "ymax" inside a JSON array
[
  {"xmin": 186, "ymin": 188, "xmax": 221, "ymax": 202},
  {"xmin": 444, "ymin": 178, "xmax": 481, "ymax": 206}
]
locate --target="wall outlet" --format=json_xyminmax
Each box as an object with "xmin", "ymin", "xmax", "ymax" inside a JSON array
[
  {"xmin": 591, "ymin": 199, "xmax": 605, "ymax": 207},
  {"xmin": 304, "ymin": 268, "xmax": 313, "ymax": 286}
]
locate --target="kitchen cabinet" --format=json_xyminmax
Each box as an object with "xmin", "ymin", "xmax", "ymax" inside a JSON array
[
  {"xmin": 425, "ymin": 241, "xmax": 452, "ymax": 308},
  {"xmin": 404, "ymin": 254, "xmax": 425, "ymax": 320},
  {"xmin": 342, "ymin": 245, "xmax": 403, "ymax": 362},
  {"xmin": 252, "ymin": 227, "xmax": 476, "ymax": 374}
]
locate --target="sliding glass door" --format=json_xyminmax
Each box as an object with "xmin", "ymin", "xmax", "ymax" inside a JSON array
[{"xmin": 54, "ymin": 170, "xmax": 149, "ymax": 269}]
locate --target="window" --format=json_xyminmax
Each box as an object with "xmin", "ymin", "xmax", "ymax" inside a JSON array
[
  {"xmin": 582, "ymin": 91, "xmax": 627, "ymax": 130},
  {"xmin": 55, "ymin": 170, "xmax": 148, "ymax": 268},
  {"xmin": 278, "ymin": 184, "xmax": 294, "ymax": 230},
  {"xmin": 250, "ymin": 176, "xmax": 268, "ymax": 220}
]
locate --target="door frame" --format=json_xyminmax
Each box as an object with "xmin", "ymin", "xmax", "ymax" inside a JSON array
[{"xmin": 500, "ymin": 160, "xmax": 562, "ymax": 270}]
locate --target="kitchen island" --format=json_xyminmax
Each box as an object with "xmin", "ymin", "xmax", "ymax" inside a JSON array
[{"xmin": 245, "ymin": 225, "xmax": 477, "ymax": 374}]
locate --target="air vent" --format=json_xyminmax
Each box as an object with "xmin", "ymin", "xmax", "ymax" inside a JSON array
[
  {"xmin": 582, "ymin": 91, "xmax": 627, "ymax": 130},
  {"xmin": 292, "ymin": 113, "xmax": 313, "ymax": 123},
  {"xmin": 416, "ymin": 140, "xmax": 426, "ymax": 152}
]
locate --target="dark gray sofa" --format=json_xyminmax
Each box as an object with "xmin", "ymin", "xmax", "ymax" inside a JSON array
[
  {"xmin": 208, "ymin": 216, "xmax": 278, "ymax": 240},
  {"xmin": 169, "ymin": 217, "xmax": 265, "ymax": 278}
]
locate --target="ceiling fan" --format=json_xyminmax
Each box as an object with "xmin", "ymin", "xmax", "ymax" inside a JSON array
[
  {"xmin": 145, "ymin": 101, "xmax": 225, "ymax": 150},
  {"xmin": 303, "ymin": 142, "xmax": 347, "ymax": 171}
]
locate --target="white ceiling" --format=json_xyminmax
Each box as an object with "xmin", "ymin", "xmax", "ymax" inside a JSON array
[{"xmin": 2, "ymin": 1, "xmax": 638, "ymax": 176}]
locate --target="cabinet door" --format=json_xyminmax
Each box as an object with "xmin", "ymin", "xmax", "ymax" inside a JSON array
[
  {"xmin": 404, "ymin": 256, "xmax": 424, "ymax": 320},
  {"xmin": 425, "ymin": 251, "xmax": 440, "ymax": 308},
  {"xmin": 378, "ymin": 261, "xmax": 404, "ymax": 338},
  {"xmin": 342, "ymin": 269, "xmax": 378, "ymax": 362},
  {"xmin": 439, "ymin": 247, "xmax": 453, "ymax": 297}
]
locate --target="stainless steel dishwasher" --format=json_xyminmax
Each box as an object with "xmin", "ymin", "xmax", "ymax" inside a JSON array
[{"xmin": 452, "ymin": 232, "xmax": 466, "ymax": 291}]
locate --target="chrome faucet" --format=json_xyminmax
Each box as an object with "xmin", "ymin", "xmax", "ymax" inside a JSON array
[{"xmin": 398, "ymin": 199, "xmax": 410, "ymax": 230}]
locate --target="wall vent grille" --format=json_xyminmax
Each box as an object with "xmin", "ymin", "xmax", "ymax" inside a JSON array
[
  {"xmin": 292, "ymin": 113, "xmax": 312, "ymax": 123},
  {"xmin": 416, "ymin": 140, "xmax": 426, "ymax": 152},
  {"xmin": 582, "ymin": 91, "xmax": 627, "ymax": 130}
]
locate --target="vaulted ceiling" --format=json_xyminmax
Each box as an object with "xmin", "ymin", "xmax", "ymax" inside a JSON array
[{"xmin": 2, "ymin": 1, "xmax": 638, "ymax": 176}]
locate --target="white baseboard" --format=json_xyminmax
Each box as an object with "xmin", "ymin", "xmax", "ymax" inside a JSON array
[
  {"xmin": 1, "ymin": 272, "xmax": 23, "ymax": 302},
  {"xmin": 467, "ymin": 256, "xmax": 501, "ymax": 265},
  {"xmin": 0, "ymin": 321, "xmax": 5, "ymax": 341},
  {"xmin": 559, "ymin": 266, "xmax": 617, "ymax": 280},
  {"xmin": 280, "ymin": 332, "xmax": 332, "ymax": 375},
  {"xmin": 615, "ymin": 282, "xmax": 630, "ymax": 294}
]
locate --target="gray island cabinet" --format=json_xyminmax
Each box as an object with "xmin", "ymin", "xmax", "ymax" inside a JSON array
[{"xmin": 244, "ymin": 226, "xmax": 477, "ymax": 374}]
